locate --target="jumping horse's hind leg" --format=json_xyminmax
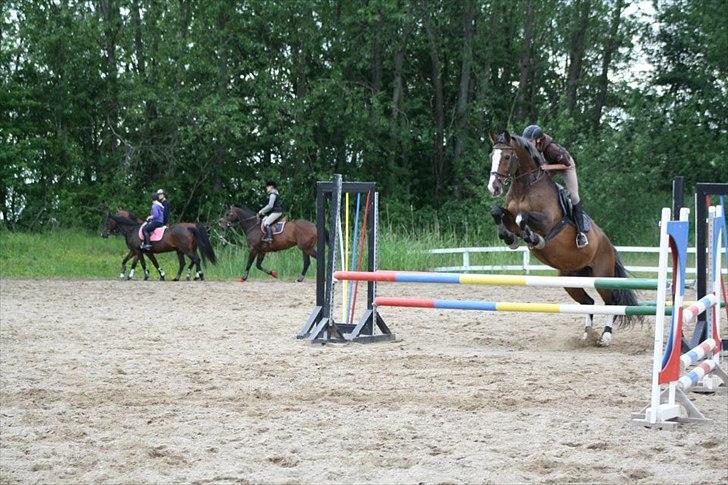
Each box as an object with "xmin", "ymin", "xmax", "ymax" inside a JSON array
[
  {"xmin": 564, "ymin": 286, "xmax": 596, "ymax": 342},
  {"xmin": 490, "ymin": 206, "xmax": 520, "ymax": 249},
  {"xmin": 596, "ymin": 288, "xmax": 618, "ymax": 347},
  {"xmin": 516, "ymin": 212, "xmax": 546, "ymax": 250}
]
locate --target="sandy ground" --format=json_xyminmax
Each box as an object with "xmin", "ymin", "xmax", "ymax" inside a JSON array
[{"xmin": 1, "ymin": 278, "xmax": 727, "ymax": 484}]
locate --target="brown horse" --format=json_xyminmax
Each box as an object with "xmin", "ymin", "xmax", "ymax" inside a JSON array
[
  {"xmin": 102, "ymin": 213, "xmax": 217, "ymax": 281},
  {"xmin": 487, "ymin": 131, "xmax": 640, "ymax": 346},
  {"xmin": 219, "ymin": 206, "xmax": 317, "ymax": 282},
  {"xmin": 106, "ymin": 209, "xmax": 164, "ymax": 280}
]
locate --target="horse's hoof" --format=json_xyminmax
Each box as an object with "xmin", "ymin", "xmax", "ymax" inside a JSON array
[
  {"xmin": 239, "ymin": 276, "xmax": 247, "ymax": 283},
  {"xmin": 172, "ymin": 278, "xmax": 180, "ymax": 282},
  {"xmin": 159, "ymin": 276, "xmax": 165, "ymax": 281},
  {"xmin": 119, "ymin": 274, "xmax": 126, "ymax": 280},
  {"xmin": 508, "ymin": 241, "xmax": 520, "ymax": 250},
  {"xmin": 296, "ymin": 275, "xmax": 305, "ymax": 282},
  {"xmin": 598, "ymin": 332, "xmax": 613, "ymax": 347},
  {"xmin": 270, "ymin": 271, "xmax": 278, "ymax": 279}
]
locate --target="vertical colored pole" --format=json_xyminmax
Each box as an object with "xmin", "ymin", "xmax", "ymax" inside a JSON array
[
  {"xmin": 650, "ymin": 208, "xmax": 672, "ymax": 424},
  {"xmin": 343, "ymin": 193, "xmax": 349, "ymax": 323},
  {"xmin": 348, "ymin": 193, "xmax": 362, "ymax": 323}
]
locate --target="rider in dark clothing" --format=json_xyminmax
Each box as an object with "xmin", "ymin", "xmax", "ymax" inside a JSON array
[
  {"xmin": 258, "ymin": 181, "xmax": 284, "ymax": 243},
  {"xmin": 523, "ymin": 124, "xmax": 589, "ymax": 248}
]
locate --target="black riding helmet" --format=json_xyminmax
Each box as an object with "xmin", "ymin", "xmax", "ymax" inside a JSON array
[
  {"xmin": 265, "ymin": 180, "xmax": 277, "ymax": 189},
  {"xmin": 522, "ymin": 124, "xmax": 544, "ymax": 140}
]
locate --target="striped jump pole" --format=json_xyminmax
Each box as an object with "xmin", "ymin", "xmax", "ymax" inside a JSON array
[
  {"xmin": 336, "ymin": 270, "xmax": 658, "ymax": 290},
  {"xmin": 680, "ymin": 338, "xmax": 716, "ymax": 368},
  {"xmin": 681, "ymin": 293, "xmax": 719, "ymax": 324},
  {"xmin": 374, "ymin": 297, "xmax": 663, "ymax": 316},
  {"xmin": 678, "ymin": 359, "xmax": 718, "ymax": 392}
]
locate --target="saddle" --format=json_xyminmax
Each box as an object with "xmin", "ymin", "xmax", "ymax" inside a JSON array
[
  {"xmin": 260, "ymin": 219, "xmax": 287, "ymax": 236},
  {"xmin": 557, "ymin": 186, "xmax": 592, "ymax": 232},
  {"xmin": 542, "ymin": 186, "xmax": 592, "ymax": 243},
  {"xmin": 138, "ymin": 223, "xmax": 167, "ymax": 242}
]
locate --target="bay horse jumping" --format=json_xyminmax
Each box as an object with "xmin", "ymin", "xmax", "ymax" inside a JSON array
[
  {"xmin": 219, "ymin": 206, "xmax": 317, "ymax": 282},
  {"xmin": 102, "ymin": 213, "xmax": 217, "ymax": 281},
  {"xmin": 487, "ymin": 131, "xmax": 640, "ymax": 346}
]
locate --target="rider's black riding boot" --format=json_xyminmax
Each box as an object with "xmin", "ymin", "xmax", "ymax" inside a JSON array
[
  {"xmin": 141, "ymin": 232, "xmax": 152, "ymax": 250},
  {"xmin": 263, "ymin": 225, "xmax": 273, "ymax": 243},
  {"xmin": 573, "ymin": 201, "xmax": 589, "ymax": 248}
]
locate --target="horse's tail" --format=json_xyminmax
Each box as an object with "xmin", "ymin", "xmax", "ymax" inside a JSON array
[
  {"xmin": 612, "ymin": 248, "xmax": 642, "ymax": 327},
  {"xmin": 190, "ymin": 224, "xmax": 218, "ymax": 265}
]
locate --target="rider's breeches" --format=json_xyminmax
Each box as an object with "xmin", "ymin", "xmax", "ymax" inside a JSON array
[
  {"xmin": 563, "ymin": 165, "xmax": 580, "ymax": 204},
  {"xmin": 262, "ymin": 212, "xmax": 282, "ymax": 227},
  {"xmin": 144, "ymin": 221, "xmax": 163, "ymax": 235}
]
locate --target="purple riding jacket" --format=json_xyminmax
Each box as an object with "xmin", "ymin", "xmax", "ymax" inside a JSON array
[{"xmin": 149, "ymin": 202, "xmax": 165, "ymax": 224}]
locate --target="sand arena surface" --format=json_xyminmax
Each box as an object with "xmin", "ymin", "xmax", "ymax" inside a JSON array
[{"xmin": 1, "ymin": 278, "xmax": 727, "ymax": 483}]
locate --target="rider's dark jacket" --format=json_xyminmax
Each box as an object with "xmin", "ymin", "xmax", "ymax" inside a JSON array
[{"xmin": 539, "ymin": 135, "xmax": 574, "ymax": 167}]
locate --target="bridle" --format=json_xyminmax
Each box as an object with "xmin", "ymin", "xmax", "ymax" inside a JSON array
[{"xmin": 491, "ymin": 144, "xmax": 545, "ymax": 186}]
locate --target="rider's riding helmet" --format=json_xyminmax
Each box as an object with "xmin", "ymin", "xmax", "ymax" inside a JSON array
[
  {"xmin": 522, "ymin": 124, "xmax": 544, "ymax": 140},
  {"xmin": 265, "ymin": 180, "xmax": 277, "ymax": 189}
]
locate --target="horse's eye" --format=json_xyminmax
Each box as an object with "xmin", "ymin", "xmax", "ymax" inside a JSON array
[{"xmin": 504, "ymin": 155, "xmax": 510, "ymax": 160}]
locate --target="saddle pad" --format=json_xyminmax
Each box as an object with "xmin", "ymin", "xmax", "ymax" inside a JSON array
[
  {"xmin": 260, "ymin": 221, "xmax": 286, "ymax": 235},
  {"xmin": 139, "ymin": 224, "xmax": 167, "ymax": 242}
]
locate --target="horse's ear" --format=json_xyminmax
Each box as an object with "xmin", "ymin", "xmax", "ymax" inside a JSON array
[
  {"xmin": 503, "ymin": 131, "xmax": 511, "ymax": 143},
  {"xmin": 489, "ymin": 132, "xmax": 496, "ymax": 144}
]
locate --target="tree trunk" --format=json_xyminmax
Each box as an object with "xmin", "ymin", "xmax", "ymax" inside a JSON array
[
  {"xmin": 593, "ymin": 0, "xmax": 624, "ymax": 131},
  {"xmin": 516, "ymin": 0, "xmax": 536, "ymax": 121},
  {"xmin": 454, "ymin": 0, "xmax": 476, "ymax": 162},
  {"xmin": 424, "ymin": 15, "xmax": 446, "ymax": 200},
  {"xmin": 131, "ymin": 0, "xmax": 144, "ymax": 75},
  {"xmin": 565, "ymin": 0, "xmax": 592, "ymax": 116}
]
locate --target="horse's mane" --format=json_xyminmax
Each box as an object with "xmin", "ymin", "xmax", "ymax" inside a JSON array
[
  {"xmin": 509, "ymin": 133, "xmax": 546, "ymax": 166},
  {"xmin": 109, "ymin": 214, "xmax": 139, "ymax": 226},
  {"xmin": 232, "ymin": 206, "xmax": 257, "ymax": 218}
]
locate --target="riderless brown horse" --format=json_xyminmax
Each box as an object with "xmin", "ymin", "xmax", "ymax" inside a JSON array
[
  {"xmin": 105, "ymin": 209, "xmax": 164, "ymax": 280},
  {"xmin": 102, "ymin": 213, "xmax": 217, "ymax": 281},
  {"xmin": 219, "ymin": 206, "xmax": 317, "ymax": 282},
  {"xmin": 487, "ymin": 131, "xmax": 640, "ymax": 346}
]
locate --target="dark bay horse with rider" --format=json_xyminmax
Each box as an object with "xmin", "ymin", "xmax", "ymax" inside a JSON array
[
  {"xmin": 487, "ymin": 130, "xmax": 640, "ymax": 346},
  {"xmin": 102, "ymin": 194, "xmax": 217, "ymax": 281}
]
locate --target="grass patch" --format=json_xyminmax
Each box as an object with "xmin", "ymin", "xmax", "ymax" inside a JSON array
[{"xmin": 0, "ymin": 225, "xmax": 670, "ymax": 280}]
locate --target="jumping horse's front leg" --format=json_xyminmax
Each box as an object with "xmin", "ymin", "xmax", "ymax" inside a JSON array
[
  {"xmin": 491, "ymin": 206, "xmax": 520, "ymax": 249},
  {"xmin": 515, "ymin": 212, "xmax": 546, "ymax": 250}
]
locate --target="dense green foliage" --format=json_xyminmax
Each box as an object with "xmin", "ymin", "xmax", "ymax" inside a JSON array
[{"xmin": 2, "ymin": 0, "xmax": 727, "ymax": 242}]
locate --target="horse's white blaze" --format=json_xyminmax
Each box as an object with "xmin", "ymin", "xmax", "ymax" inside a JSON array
[
  {"xmin": 515, "ymin": 214, "xmax": 523, "ymax": 226},
  {"xmin": 488, "ymin": 149, "xmax": 502, "ymax": 195}
]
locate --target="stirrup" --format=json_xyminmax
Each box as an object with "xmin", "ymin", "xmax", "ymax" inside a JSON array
[{"xmin": 576, "ymin": 233, "xmax": 589, "ymax": 248}]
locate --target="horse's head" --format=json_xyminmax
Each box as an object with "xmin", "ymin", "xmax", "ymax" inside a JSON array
[
  {"xmin": 487, "ymin": 131, "xmax": 542, "ymax": 197},
  {"xmin": 219, "ymin": 206, "xmax": 240, "ymax": 229},
  {"xmin": 101, "ymin": 212, "xmax": 117, "ymax": 238},
  {"xmin": 488, "ymin": 131, "xmax": 517, "ymax": 197}
]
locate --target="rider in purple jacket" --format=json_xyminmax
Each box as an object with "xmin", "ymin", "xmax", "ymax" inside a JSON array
[{"xmin": 141, "ymin": 193, "xmax": 165, "ymax": 250}]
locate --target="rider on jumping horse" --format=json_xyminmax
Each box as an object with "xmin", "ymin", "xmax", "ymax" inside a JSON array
[
  {"xmin": 258, "ymin": 181, "xmax": 284, "ymax": 243},
  {"xmin": 522, "ymin": 125, "xmax": 589, "ymax": 248},
  {"xmin": 141, "ymin": 192, "xmax": 165, "ymax": 251}
]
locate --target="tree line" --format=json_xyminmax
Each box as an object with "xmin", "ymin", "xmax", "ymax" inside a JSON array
[{"xmin": 2, "ymin": 0, "xmax": 726, "ymax": 240}]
